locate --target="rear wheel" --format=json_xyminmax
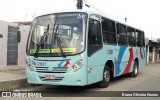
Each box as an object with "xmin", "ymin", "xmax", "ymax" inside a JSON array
[
  {"xmin": 98, "ymin": 65, "xmax": 110, "ymax": 88},
  {"xmin": 130, "ymin": 61, "xmax": 138, "ymax": 77}
]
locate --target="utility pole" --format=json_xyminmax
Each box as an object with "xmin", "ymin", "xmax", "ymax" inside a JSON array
[
  {"xmin": 77, "ymin": 0, "xmax": 83, "ymax": 9},
  {"xmin": 0, "ymin": 34, "xmax": 3, "ymax": 38},
  {"xmin": 25, "ymin": 15, "xmax": 27, "ymax": 21},
  {"xmin": 125, "ymin": 17, "xmax": 127, "ymax": 23}
]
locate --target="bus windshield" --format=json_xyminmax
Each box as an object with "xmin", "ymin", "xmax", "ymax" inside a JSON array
[{"xmin": 27, "ymin": 13, "xmax": 87, "ymax": 57}]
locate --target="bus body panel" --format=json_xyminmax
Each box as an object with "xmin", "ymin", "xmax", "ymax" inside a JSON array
[
  {"xmin": 87, "ymin": 45, "xmax": 146, "ymax": 85},
  {"xmin": 26, "ymin": 53, "xmax": 88, "ymax": 86}
]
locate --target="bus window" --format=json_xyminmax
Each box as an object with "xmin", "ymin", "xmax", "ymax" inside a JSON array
[
  {"xmin": 88, "ymin": 19, "xmax": 102, "ymax": 45},
  {"xmin": 136, "ymin": 30, "xmax": 145, "ymax": 47},
  {"xmin": 117, "ymin": 23, "xmax": 127, "ymax": 45},
  {"xmin": 141, "ymin": 32, "xmax": 145, "ymax": 47},
  {"xmin": 127, "ymin": 27, "xmax": 136, "ymax": 46},
  {"xmin": 88, "ymin": 19, "xmax": 102, "ymax": 56},
  {"xmin": 102, "ymin": 18, "xmax": 116, "ymax": 44}
]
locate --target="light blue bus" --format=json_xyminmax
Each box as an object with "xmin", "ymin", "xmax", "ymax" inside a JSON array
[{"xmin": 26, "ymin": 10, "xmax": 146, "ymax": 88}]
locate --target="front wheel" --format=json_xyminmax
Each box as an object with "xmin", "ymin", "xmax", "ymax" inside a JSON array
[
  {"xmin": 130, "ymin": 61, "xmax": 138, "ymax": 77},
  {"xmin": 98, "ymin": 65, "xmax": 110, "ymax": 88}
]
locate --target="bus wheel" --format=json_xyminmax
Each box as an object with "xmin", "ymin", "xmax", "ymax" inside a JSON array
[
  {"xmin": 130, "ymin": 61, "xmax": 138, "ymax": 77},
  {"xmin": 98, "ymin": 65, "xmax": 110, "ymax": 88}
]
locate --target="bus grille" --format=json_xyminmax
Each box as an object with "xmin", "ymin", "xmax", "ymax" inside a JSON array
[
  {"xmin": 39, "ymin": 76, "xmax": 64, "ymax": 82},
  {"xmin": 35, "ymin": 67, "xmax": 68, "ymax": 73}
]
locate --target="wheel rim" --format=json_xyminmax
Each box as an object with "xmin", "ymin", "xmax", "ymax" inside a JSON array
[
  {"xmin": 135, "ymin": 65, "xmax": 138, "ymax": 75},
  {"xmin": 104, "ymin": 70, "xmax": 110, "ymax": 82}
]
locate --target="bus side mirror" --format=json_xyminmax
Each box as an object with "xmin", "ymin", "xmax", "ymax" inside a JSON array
[
  {"xmin": 0, "ymin": 34, "xmax": 3, "ymax": 38},
  {"xmin": 17, "ymin": 31, "xmax": 21, "ymax": 43}
]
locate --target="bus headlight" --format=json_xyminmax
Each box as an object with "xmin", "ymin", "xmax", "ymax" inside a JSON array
[
  {"xmin": 70, "ymin": 59, "xmax": 83, "ymax": 72},
  {"xmin": 26, "ymin": 59, "xmax": 34, "ymax": 72}
]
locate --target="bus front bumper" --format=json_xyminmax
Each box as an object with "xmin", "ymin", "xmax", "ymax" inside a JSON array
[{"xmin": 26, "ymin": 67, "xmax": 87, "ymax": 86}]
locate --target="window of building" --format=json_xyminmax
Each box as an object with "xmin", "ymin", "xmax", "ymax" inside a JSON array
[{"xmin": 102, "ymin": 18, "xmax": 116, "ymax": 44}]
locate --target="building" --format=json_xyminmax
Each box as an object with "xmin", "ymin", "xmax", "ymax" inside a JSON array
[
  {"xmin": 146, "ymin": 37, "xmax": 160, "ymax": 63},
  {"xmin": 0, "ymin": 20, "xmax": 30, "ymax": 70}
]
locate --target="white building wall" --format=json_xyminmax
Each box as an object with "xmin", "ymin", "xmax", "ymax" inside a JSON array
[
  {"xmin": 18, "ymin": 25, "xmax": 30, "ymax": 67},
  {"xmin": 0, "ymin": 20, "xmax": 18, "ymax": 68},
  {"xmin": 0, "ymin": 20, "xmax": 30, "ymax": 70}
]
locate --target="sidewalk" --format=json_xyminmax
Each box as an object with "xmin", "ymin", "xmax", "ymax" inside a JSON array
[{"xmin": 0, "ymin": 69, "xmax": 26, "ymax": 91}]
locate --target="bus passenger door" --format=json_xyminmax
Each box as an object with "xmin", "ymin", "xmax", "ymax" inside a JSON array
[{"xmin": 87, "ymin": 15, "xmax": 104, "ymax": 84}]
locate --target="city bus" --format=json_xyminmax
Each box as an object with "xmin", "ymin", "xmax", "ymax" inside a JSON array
[{"xmin": 26, "ymin": 9, "xmax": 146, "ymax": 88}]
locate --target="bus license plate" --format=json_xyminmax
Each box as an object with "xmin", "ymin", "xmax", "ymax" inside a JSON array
[{"xmin": 45, "ymin": 75, "xmax": 55, "ymax": 80}]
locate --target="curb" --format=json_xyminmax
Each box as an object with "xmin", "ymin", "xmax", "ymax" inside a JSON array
[{"xmin": 0, "ymin": 78, "xmax": 27, "ymax": 91}]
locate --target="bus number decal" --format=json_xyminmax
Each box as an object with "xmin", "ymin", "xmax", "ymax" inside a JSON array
[{"xmin": 36, "ymin": 62, "xmax": 45, "ymax": 67}]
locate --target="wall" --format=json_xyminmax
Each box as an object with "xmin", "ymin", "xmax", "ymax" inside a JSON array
[
  {"xmin": 0, "ymin": 20, "xmax": 18, "ymax": 68},
  {"xmin": 0, "ymin": 20, "xmax": 30, "ymax": 70},
  {"xmin": 18, "ymin": 25, "xmax": 30, "ymax": 67}
]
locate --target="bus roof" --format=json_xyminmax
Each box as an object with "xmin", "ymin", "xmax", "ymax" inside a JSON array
[{"xmin": 36, "ymin": 9, "xmax": 144, "ymax": 32}]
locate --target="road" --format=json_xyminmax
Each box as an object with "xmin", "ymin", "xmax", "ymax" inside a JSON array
[{"xmin": 1, "ymin": 63, "xmax": 160, "ymax": 100}]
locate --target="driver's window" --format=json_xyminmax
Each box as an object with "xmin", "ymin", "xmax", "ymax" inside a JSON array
[
  {"xmin": 88, "ymin": 19, "xmax": 102, "ymax": 45},
  {"xmin": 88, "ymin": 18, "xmax": 102, "ymax": 56}
]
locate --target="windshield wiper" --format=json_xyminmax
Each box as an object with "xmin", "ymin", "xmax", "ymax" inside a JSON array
[
  {"xmin": 57, "ymin": 35, "xmax": 66, "ymax": 58},
  {"xmin": 51, "ymin": 25, "xmax": 66, "ymax": 58},
  {"xmin": 34, "ymin": 24, "xmax": 50, "ymax": 58}
]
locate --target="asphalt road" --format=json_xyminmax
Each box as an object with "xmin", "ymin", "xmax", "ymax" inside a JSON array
[{"xmin": 1, "ymin": 63, "xmax": 160, "ymax": 100}]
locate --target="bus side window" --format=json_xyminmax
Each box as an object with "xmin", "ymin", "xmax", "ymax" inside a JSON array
[
  {"xmin": 136, "ymin": 30, "xmax": 145, "ymax": 47},
  {"xmin": 141, "ymin": 32, "xmax": 145, "ymax": 47},
  {"xmin": 88, "ymin": 19, "xmax": 102, "ymax": 56},
  {"xmin": 127, "ymin": 27, "xmax": 136, "ymax": 46},
  {"xmin": 102, "ymin": 18, "xmax": 116, "ymax": 44},
  {"xmin": 117, "ymin": 23, "xmax": 127, "ymax": 45}
]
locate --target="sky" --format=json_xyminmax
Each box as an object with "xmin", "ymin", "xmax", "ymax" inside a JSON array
[{"xmin": 0, "ymin": 0, "xmax": 160, "ymax": 39}]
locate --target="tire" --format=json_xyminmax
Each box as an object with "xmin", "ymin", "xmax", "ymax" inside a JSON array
[
  {"xmin": 98, "ymin": 65, "xmax": 110, "ymax": 88},
  {"xmin": 130, "ymin": 61, "xmax": 138, "ymax": 77}
]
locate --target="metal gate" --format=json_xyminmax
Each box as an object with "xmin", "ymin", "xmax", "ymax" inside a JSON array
[{"xmin": 7, "ymin": 26, "xmax": 18, "ymax": 65}]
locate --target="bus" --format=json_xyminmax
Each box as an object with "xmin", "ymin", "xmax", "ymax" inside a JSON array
[{"xmin": 26, "ymin": 9, "xmax": 146, "ymax": 88}]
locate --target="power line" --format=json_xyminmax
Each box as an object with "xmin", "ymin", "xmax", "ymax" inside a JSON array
[
  {"xmin": 83, "ymin": 0, "xmax": 106, "ymax": 15},
  {"xmin": 0, "ymin": 14, "xmax": 26, "ymax": 17},
  {"xmin": 74, "ymin": 0, "xmax": 105, "ymax": 15}
]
